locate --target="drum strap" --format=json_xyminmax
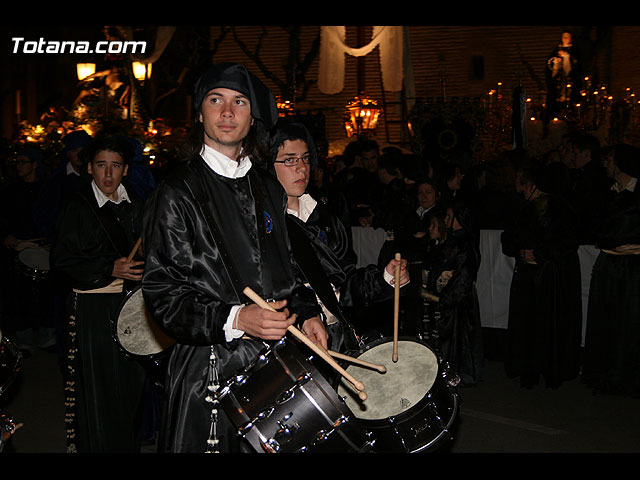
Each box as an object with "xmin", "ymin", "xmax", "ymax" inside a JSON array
[
  {"xmin": 179, "ymin": 161, "xmax": 245, "ymax": 302},
  {"xmin": 78, "ymin": 188, "xmax": 131, "ymax": 259},
  {"xmin": 285, "ymin": 216, "xmax": 362, "ymax": 351}
]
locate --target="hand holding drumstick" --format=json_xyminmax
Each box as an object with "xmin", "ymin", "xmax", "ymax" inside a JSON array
[
  {"xmin": 112, "ymin": 237, "xmax": 144, "ymax": 281},
  {"xmin": 242, "ymin": 287, "xmax": 371, "ymax": 400}
]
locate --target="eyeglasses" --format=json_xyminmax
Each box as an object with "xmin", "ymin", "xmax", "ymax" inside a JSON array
[{"xmin": 274, "ymin": 155, "xmax": 311, "ymax": 167}]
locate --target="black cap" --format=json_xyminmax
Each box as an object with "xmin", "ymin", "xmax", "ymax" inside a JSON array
[{"xmin": 193, "ymin": 62, "xmax": 279, "ymax": 130}]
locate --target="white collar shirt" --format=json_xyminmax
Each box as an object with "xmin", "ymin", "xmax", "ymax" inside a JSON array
[
  {"xmin": 91, "ymin": 180, "xmax": 131, "ymax": 207},
  {"xmin": 200, "ymin": 143, "xmax": 252, "ymax": 179}
]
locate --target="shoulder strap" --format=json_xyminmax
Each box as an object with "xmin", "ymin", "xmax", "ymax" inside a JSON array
[
  {"xmin": 285, "ymin": 215, "xmax": 362, "ymax": 350},
  {"xmin": 78, "ymin": 188, "xmax": 131, "ymax": 258},
  {"xmin": 178, "ymin": 161, "xmax": 245, "ymax": 303}
]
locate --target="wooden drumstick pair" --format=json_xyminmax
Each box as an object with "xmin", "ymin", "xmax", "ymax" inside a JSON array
[{"xmin": 242, "ymin": 287, "xmax": 386, "ymax": 402}]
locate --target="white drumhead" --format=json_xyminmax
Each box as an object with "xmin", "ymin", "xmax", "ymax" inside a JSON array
[
  {"xmin": 18, "ymin": 247, "xmax": 50, "ymax": 270},
  {"xmin": 337, "ymin": 340, "xmax": 438, "ymax": 420},
  {"xmin": 116, "ymin": 288, "xmax": 175, "ymax": 356}
]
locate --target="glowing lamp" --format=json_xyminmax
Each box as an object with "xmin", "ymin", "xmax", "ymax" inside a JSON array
[
  {"xmin": 76, "ymin": 63, "xmax": 96, "ymax": 81},
  {"xmin": 133, "ymin": 62, "xmax": 152, "ymax": 82},
  {"xmin": 276, "ymin": 97, "xmax": 294, "ymax": 117},
  {"xmin": 344, "ymin": 96, "xmax": 381, "ymax": 137}
]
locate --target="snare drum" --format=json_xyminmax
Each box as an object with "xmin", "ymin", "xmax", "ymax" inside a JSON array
[
  {"xmin": 113, "ymin": 287, "xmax": 175, "ymax": 361},
  {"xmin": 16, "ymin": 247, "xmax": 50, "ymax": 281},
  {"xmin": 216, "ymin": 336, "xmax": 372, "ymax": 453},
  {"xmin": 336, "ymin": 336, "xmax": 459, "ymax": 453},
  {"xmin": 0, "ymin": 331, "xmax": 22, "ymax": 397}
]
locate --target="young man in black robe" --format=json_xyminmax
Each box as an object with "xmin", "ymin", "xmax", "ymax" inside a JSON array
[
  {"xmin": 267, "ymin": 121, "xmax": 409, "ymax": 353},
  {"xmin": 582, "ymin": 143, "xmax": 640, "ymax": 396},
  {"xmin": 54, "ymin": 136, "xmax": 147, "ymax": 452},
  {"xmin": 141, "ymin": 63, "xmax": 326, "ymax": 453}
]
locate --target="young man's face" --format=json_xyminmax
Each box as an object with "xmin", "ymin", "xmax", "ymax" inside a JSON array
[
  {"xmin": 87, "ymin": 150, "xmax": 128, "ymax": 200},
  {"xmin": 274, "ymin": 139, "xmax": 311, "ymax": 199},
  {"xmin": 199, "ymin": 87, "xmax": 253, "ymax": 156},
  {"xmin": 417, "ymin": 182, "xmax": 437, "ymax": 209}
]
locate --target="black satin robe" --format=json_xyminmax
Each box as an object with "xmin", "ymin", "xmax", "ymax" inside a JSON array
[
  {"xmin": 141, "ymin": 156, "xmax": 321, "ymax": 453},
  {"xmin": 53, "ymin": 181, "xmax": 146, "ymax": 452},
  {"xmin": 286, "ymin": 197, "xmax": 394, "ymax": 351},
  {"xmin": 501, "ymin": 193, "xmax": 582, "ymax": 389},
  {"xmin": 582, "ymin": 186, "xmax": 640, "ymax": 396}
]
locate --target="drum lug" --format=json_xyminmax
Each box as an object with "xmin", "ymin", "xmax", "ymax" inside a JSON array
[
  {"xmin": 233, "ymin": 373, "xmax": 249, "ymax": 386},
  {"xmin": 276, "ymin": 373, "xmax": 311, "ymax": 404},
  {"xmin": 263, "ymin": 414, "xmax": 299, "ymax": 452},
  {"xmin": 312, "ymin": 414, "xmax": 349, "ymax": 446}
]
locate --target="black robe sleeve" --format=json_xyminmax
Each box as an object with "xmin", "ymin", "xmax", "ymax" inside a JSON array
[{"xmin": 141, "ymin": 159, "xmax": 321, "ymax": 347}]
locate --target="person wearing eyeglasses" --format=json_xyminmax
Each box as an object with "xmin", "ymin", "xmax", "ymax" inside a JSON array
[{"xmin": 268, "ymin": 121, "xmax": 409, "ymax": 353}]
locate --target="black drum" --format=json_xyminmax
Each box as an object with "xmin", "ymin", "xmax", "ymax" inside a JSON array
[
  {"xmin": 216, "ymin": 336, "xmax": 372, "ymax": 453},
  {"xmin": 0, "ymin": 331, "xmax": 22, "ymax": 397},
  {"xmin": 15, "ymin": 247, "xmax": 50, "ymax": 281},
  {"xmin": 1, "ymin": 409, "xmax": 19, "ymax": 452},
  {"xmin": 112, "ymin": 286, "xmax": 175, "ymax": 362},
  {"xmin": 335, "ymin": 336, "xmax": 459, "ymax": 453}
]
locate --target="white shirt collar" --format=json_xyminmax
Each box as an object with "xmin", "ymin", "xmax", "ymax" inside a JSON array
[
  {"xmin": 200, "ymin": 143, "xmax": 252, "ymax": 179},
  {"xmin": 91, "ymin": 180, "xmax": 131, "ymax": 207},
  {"xmin": 287, "ymin": 193, "xmax": 317, "ymax": 223},
  {"xmin": 612, "ymin": 177, "xmax": 637, "ymax": 193},
  {"xmin": 66, "ymin": 161, "xmax": 80, "ymax": 176},
  {"xmin": 416, "ymin": 204, "xmax": 435, "ymax": 218}
]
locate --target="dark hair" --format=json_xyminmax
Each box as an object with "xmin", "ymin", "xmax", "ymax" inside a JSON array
[
  {"xmin": 80, "ymin": 136, "xmax": 134, "ymax": 166},
  {"xmin": 611, "ymin": 143, "xmax": 640, "ymax": 177},
  {"xmin": 175, "ymin": 121, "xmax": 271, "ymax": 166},
  {"xmin": 565, "ymin": 132, "xmax": 601, "ymax": 164},
  {"xmin": 268, "ymin": 121, "xmax": 318, "ymax": 171}
]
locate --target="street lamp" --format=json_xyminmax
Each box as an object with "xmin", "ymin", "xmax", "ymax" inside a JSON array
[{"xmin": 76, "ymin": 63, "xmax": 96, "ymax": 81}]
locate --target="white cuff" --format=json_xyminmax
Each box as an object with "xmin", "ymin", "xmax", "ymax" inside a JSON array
[
  {"xmin": 224, "ymin": 305, "xmax": 245, "ymax": 342},
  {"xmin": 383, "ymin": 268, "xmax": 409, "ymax": 287}
]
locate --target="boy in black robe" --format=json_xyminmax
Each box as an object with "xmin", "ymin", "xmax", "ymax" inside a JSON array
[
  {"xmin": 54, "ymin": 136, "xmax": 147, "ymax": 452},
  {"xmin": 141, "ymin": 63, "xmax": 326, "ymax": 453}
]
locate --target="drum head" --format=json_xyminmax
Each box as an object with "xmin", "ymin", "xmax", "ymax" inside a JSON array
[
  {"xmin": 18, "ymin": 248, "xmax": 50, "ymax": 271},
  {"xmin": 336, "ymin": 338, "xmax": 438, "ymax": 420},
  {"xmin": 115, "ymin": 287, "xmax": 175, "ymax": 357}
]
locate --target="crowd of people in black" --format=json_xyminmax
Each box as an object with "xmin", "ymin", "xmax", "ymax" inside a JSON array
[{"xmin": 0, "ymin": 61, "xmax": 639, "ymax": 453}]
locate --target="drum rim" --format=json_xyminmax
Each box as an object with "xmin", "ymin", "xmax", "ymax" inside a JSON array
[
  {"xmin": 337, "ymin": 335, "xmax": 454, "ymax": 431},
  {"xmin": 0, "ymin": 335, "xmax": 23, "ymax": 396},
  {"xmin": 112, "ymin": 285, "xmax": 176, "ymax": 360}
]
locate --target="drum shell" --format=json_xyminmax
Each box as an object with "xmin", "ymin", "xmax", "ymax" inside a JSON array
[
  {"xmin": 0, "ymin": 333, "xmax": 22, "ymax": 396},
  {"xmin": 217, "ymin": 337, "xmax": 371, "ymax": 453},
  {"xmin": 336, "ymin": 336, "xmax": 459, "ymax": 453}
]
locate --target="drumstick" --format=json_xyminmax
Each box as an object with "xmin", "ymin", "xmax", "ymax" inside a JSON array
[
  {"xmin": 328, "ymin": 350, "xmax": 387, "ymax": 373},
  {"xmin": 393, "ymin": 252, "xmax": 401, "ymax": 363},
  {"xmin": 242, "ymin": 286, "xmax": 368, "ymax": 400},
  {"xmin": 127, "ymin": 237, "xmax": 142, "ymax": 262}
]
